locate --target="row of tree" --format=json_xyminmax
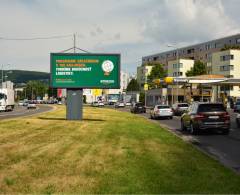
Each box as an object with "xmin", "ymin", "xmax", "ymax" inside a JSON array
[
  {"xmin": 17, "ymin": 81, "xmax": 57, "ymax": 100},
  {"xmin": 127, "ymin": 60, "xmax": 207, "ymax": 91}
]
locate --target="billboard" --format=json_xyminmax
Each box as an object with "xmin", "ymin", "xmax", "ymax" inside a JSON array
[{"xmin": 50, "ymin": 53, "xmax": 120, "ymax": 88}]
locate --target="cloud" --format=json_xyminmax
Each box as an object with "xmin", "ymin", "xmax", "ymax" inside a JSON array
[
  {"xmin": 0, "ymin": 0, "xmax": 239, "ymax": 74},
  {"xmin": 142, "ymin": 0, "xmax": 240, "ymax": 45}
]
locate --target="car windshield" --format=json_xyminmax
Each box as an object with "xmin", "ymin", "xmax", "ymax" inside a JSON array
[
  {"xmin": 198, "ymin": 104, "xmax": 226, "ymax": 112},
  {"xmin": 157, "ymin": 105, "xmax": 170, "ymax": 109},
  {"xmin": 178, "ymin": 104, "xmax": 188, "ymax": 107},
  {"xmin": 136, "ymin": 103, "xmax": 143, "ymax": 107}
]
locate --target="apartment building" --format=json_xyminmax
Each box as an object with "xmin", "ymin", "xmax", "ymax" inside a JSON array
[
  {"xmin": 142, "ymin": 34, "xmax": 240, "ymax": 68},
  {"xmin": 168, "ymin": 59, "xmax": 194, "ymax": 77},
  {"xmin": 209, "ymin": 49, "xmax": 240, "ymax": 97},
  {"xmin": 137, "ymin": 65, "xmax": 153, "ymax": 89}
]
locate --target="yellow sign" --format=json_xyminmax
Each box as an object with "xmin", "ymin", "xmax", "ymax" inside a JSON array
[
  {"xmin": 144, "ymin": 83, "xmax": 148, "ymax": 91},
  {"xmin": 164, "ymin": 77, "xmax": 174, "ymax": 84},
  {"xmin": 93, "ymin": 89, "xmax": 102, "ymax": 96}
]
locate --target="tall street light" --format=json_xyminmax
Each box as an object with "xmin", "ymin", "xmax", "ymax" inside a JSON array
[
  {"xmin": 167, "ymin": 45, "xmax": 179, "ymax": 104},
  {"xmin": 1, "ymin": 64, "xmax": 11, "ymax": 89}
]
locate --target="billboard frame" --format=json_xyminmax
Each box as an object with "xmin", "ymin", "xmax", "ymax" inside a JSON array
[{"xmin": 50, "ymin": 53, "xmax": 121, "ymax": 89}]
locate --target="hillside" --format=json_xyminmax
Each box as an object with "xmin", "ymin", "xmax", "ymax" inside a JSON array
[{"xmin": 4, "ymin": 70, "xmax": 50, "ymax": 85}]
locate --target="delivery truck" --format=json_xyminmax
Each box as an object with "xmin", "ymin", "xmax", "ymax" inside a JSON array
[{"xmin": 0, "ymin": 88, "xmax": 15, "ymax": 111}]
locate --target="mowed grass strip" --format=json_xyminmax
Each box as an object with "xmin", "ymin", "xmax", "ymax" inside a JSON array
[{"xmin": 0, "ymin": 106, "xmax": 240, "ymax": 194}]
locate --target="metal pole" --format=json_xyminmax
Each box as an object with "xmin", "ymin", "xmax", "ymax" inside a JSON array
[
  {"xmin": 73, "ymin": 33, "xmax": 76, "ymax": 53},
  {"xmin": 1, "ymin": 65, "xmax": 3, "ymax": 89},
  {"xmin": 176, "ymin": 48, "xmax": 179, "ymax": 103}
]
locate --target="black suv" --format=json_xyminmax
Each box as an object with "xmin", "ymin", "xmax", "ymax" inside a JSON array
[
  {"xmin": 130, "ymin": 102, "xmax": 146, "ymax": 114},
  {"xmin": 181, "ymin": 102, "xmax": 230, "ymax": 135}
]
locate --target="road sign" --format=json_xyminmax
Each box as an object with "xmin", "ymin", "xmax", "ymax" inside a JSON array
[
  {"xmin": 50, "ymin": 53, "xmax": 120, "ymax": 89},
  {"xmin": 93, "ymin": 89, "xmax": 102, "ymax": 96},
  {"xmin": 144, "ymin": 83, "xmax": 148, "ymax": 91}
]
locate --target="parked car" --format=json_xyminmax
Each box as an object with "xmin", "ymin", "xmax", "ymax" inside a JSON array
[
  {"xmin": 125, "ymin": 102, "xmax": 132, "ymax": 106},
  {"xmin": 27, "ymin": 102, "xmax": 37, "ymax": 109},
  {"xmin": 130, "ymin": 102, "xmax": 146, "ymax": 114},
  {"xmin": 172, "ymin": 103, "xmax": 189, "ymax": 116},
  {"xmin": 181, "ymin": 102, "xmax": 230, "ymax": 135},
  {"xmin": 18, "ymin": 101, "xmax": 24, "ymax": 106},
  {"xmin": 150, "ymin": 105, "xmax": 173, "ymax": 119},
  {"xmin": 236, "ymin": 113, "xmax": 240, "ymax": 127},
  {"xmin": 98, "ymin": 102, "xmax": 105, "ymax": 107},
  {"xmin": 92, "ymin": 101, "xmax": 104, "ymax": 107},
  {"xmin": 233, "ymin": 101, "xmax": 240, "ymax": 112},
  {"xmin": 115, "ymin": 102, "xmax": 125, "ymax": 108}
]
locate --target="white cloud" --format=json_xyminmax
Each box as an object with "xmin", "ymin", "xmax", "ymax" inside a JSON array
[{"xmin": 0, "ymin": 0, "xmax": 239, "ymax": 74}]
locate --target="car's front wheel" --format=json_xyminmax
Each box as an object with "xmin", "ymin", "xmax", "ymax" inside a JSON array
[{"xmin": 222, "ymin": 129, "xmax": 230, "ymax": 135}]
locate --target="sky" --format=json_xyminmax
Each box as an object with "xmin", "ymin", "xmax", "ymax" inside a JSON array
[{"xmin": 0, "ymin": 0, "xmax": 240, "ymax": 74}]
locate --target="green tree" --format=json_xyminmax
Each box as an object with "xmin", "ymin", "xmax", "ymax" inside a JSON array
[
  {"xmin": 147, "ymin": 63, "xmax": 166, "ymax": 82},
  {"xmin": 24, "ymin": 81, "xmax": 48, "ymax": 100},
  {"xmin": 126, "ymin": 79, "xmax": 140, "ymax": 91},
  {"xmin": 186, "ymin": 60, "xmax": 207, "ymax": 77}
]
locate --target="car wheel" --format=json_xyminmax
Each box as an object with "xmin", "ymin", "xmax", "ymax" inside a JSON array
[
  {"xmin": 190, "ymin": 123, "xmax": 198, "ymax": 135},
  {"xmin": 181, "ymin": 120, "xmax": 186, "ymax": 131},
  {"xmin": 169, "ymin": 116, "xmax": 173, "ymax": 120},
  {"xmin": 222, "ymin": 129, "xmax": 230, "ymax": 135}
]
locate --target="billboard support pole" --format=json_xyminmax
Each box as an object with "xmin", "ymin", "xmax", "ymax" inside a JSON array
[
  {"xmin": 66, "ymin": 88, "xmax": 83, "ymax": 120},
  {"xmin": 66, "ymin": 34, "xmax": 83, "ymax": 120}
]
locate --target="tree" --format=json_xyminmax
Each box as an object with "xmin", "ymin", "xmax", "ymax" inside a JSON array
[
  {"xmin": 147, "ymin": 62, "xmax": 166, "ymax": 82},
  {"xmin": 24, "ymin": 80, "xmax": 48, "ymax": 100},
  {"xmin": 126, "ymin": 79, "xmax": 140, "ymax": 91},
  {"xmin": 186, "ymin": 60, "xmax": 207, "ymax": 77}
]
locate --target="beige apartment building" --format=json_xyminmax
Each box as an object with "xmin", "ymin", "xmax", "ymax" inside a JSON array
[
  {"xmin": 209, "ymin": 49, "xmax": 240, "ymax": 97},
  {"xmin": 137, "ymin": 65, "xmax": 153, "ymax": 89},
  {"xmin": 142, "ymin": 34, "xmax": 240, "ymax": 69},
  {"xmin": 168, "ymin": 59, "xmax": 194, "ymax": 77}
]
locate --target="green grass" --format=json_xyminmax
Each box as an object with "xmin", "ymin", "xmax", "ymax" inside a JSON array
[{"xmin": 0, "ymin": 106, "xmax": 240, "ymax": 193}]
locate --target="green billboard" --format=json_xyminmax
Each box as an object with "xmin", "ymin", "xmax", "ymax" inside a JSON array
[{"xmin": 50, "ymin": 53, "xmax": 120, "ymax": 88}]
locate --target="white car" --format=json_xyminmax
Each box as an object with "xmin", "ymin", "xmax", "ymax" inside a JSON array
[
  {"xmin": 150, "ymin": 105, "xmax": 173, "ymax": 119},
  {"xmin": 125, "ymin": 102, "xmax": 132, "ymax": 106},
  {"xmin": 27, "ymin": 103, "xmax": 37, "ymax": 109},
  {"xmin": 18, "ymin": 101, "xmax": 24, "ymax": 106},
  {"xmin": 115, "ymin": 102, "xmax": 125, "ymax": 108},
  {"xmin": 98, "ymin": 102, "xmax": 105, "ymax": 107}
]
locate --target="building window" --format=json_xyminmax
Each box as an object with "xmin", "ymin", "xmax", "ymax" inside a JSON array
[
  {"xmin": 220, "ymin": 85, "xmax": 233, "ymax": 91},
  {"xmin": 220, "ymin": 65, "xmax": 234, "ymax": 71},
  {"xmin": 173, "ymin": 72, "xmax": 183, "ymax": 77},
  {"xmin": 205, "ymin": 44, "xmax": 210, "ymax": 50},
  {"xmin": 153, "ymin": 56, "xmax": 159, "ymax": 61},
  {"xmin": 172, "ymin": 63, "xmax": 183, "ymax": 69},
  {"xmin": 236, "ymin": 38, "xmax": 240, "ymax": 44},
  {"xmin": 220, "ymin": 55, "xmax": 234, "ymax": 61}
]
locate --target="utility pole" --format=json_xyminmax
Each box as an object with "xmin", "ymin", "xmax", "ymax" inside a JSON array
[{"xmin": 73, "ymin": 33, "xmax": 76, "ymax": 53}]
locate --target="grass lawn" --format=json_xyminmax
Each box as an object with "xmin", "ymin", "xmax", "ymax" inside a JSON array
[{"xmin": 0, "ymin": 106, "xmax": 240, "ymax": 194}]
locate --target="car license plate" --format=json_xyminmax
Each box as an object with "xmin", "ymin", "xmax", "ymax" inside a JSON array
[
  {"xmin": 139, "ymin": 107, "xmax": 142, "ymax": 109},
  {"xmin": 209, "ymin": 116, "xmax": 219, "ymax": 119}
]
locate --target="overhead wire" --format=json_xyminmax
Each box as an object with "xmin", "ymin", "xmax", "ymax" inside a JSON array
[{"xmin": 0, "ymin": 34, "xmax": 72, "ymax": 41}]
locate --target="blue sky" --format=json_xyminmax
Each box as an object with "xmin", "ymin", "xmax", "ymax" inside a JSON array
[{"xmin": 0, "ymin": 0, "xmax": 240, "ymax": 74}]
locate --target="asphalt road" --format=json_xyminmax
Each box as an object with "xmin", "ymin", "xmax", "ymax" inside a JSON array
[
  {"xmin": 114, "ymin": 106, "xmax": 240, "ymax": 173},
  {"xmin": 0, "ymin": 104, "xmax": 54, "ymax": 120}
]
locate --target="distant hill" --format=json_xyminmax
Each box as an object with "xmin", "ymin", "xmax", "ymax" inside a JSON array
[{"xmin": 4, "ymin": 70, "xmax": 50, "ymax": 85}]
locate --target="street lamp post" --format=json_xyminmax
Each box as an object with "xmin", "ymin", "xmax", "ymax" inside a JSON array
[{"xmin": 1, "ymin": 64, "xmax": 11, "ymax": 89}]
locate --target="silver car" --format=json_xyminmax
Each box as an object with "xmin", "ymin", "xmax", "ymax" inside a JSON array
[{"xmin": 150, "ymin": 105, "xmax": 173, "ymax": 119}]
